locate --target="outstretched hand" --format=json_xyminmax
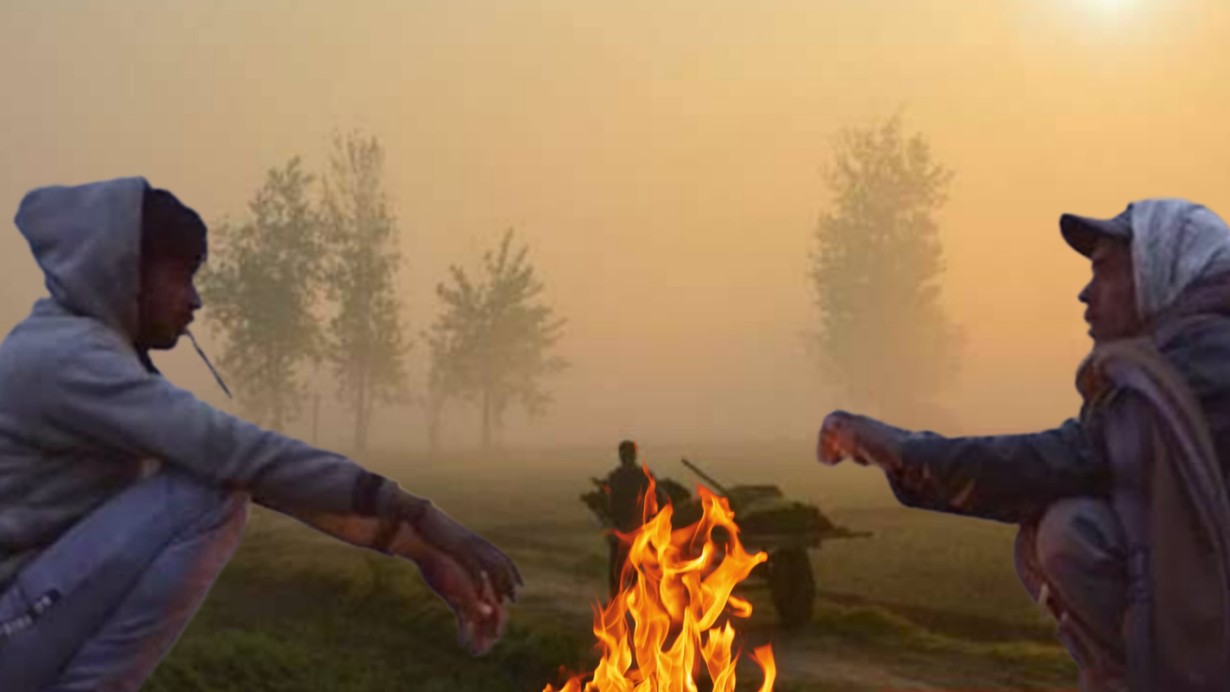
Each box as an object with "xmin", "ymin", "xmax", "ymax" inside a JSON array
[
  {"xmin": 414, "ymin": 506, "xmax": 524, "ymax": 604},
  {"xmin": 817, "ymin": 410, "xmax": 863, "ymax": 466},
  {"xmin": 817, "ymin": 410, "xmax": 907, "ymax": 472},
  {"xmin": 416, "ymin": 548, "xmax": 508, "ymax": 656},
  {"xmin": 379, "ymin": 506, "xmax": 519, "ymax": 656}
]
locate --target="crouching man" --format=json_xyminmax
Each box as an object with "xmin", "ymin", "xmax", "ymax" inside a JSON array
[
  {"xmin": 818, "ymin": 199, "xmax": 1230, "ymax": 691},
  {"xmin": 0, "ymin": 178, "xmax": 521, "ymax": 691}
]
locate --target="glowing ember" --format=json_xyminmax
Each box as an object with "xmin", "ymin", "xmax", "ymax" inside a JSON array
[{"xmin": 546, "ymin": 468, "xmax": 776, "ymax": 691}]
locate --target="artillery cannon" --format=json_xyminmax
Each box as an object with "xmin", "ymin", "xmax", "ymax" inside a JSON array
[
  {"xmin": 676, "ymin": 458, "xmax": 870, "ymax": 627},
  {"xmin": 580, "ymin": 457, "xmax": 870, "ymax": 628}
]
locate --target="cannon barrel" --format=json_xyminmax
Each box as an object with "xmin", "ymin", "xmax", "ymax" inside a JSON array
[
  {"xmin": 823, "ymin": 527, "xmax": 874, "ymax": 540},
  {"xmin": 680, "ymin": 457, "xmax": 732, "ymax": 497}
]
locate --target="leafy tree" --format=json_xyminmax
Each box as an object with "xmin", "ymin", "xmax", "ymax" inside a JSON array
[
  {"xmin": 320, "ymin": 131, "xmax": 410, "ymax": 452},
  {"xmin": 424, "ymin": 346, "xmax": 450, "ymax": 455},
  {"xmin": 809, "ymin": 113, "xmax": 961, "ymax": 423},
  {"xmin": 426, "ymin": 229, "xmax": 567, "ymax": 450},
  {"xmin": 199, "ymin": 158, "xmax": 323, "ymax": 431}
]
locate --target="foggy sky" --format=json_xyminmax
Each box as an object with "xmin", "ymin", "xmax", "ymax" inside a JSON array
[{"xmin": 1, "ymin": 0, "xmax": 1228, "ymax": 452}]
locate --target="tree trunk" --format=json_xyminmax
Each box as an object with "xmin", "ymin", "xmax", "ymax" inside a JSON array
[
  {"xmin": 359, "ymin": 390, "xmax": 371, "ymax": 451},
  {"xmin": 268, "ymin": 353, "xmax": 280, "ymax": 430},
  {"xmin": 271, "ymin": 393, "xmax": 283, "ymax": 433},
  {"xmin": 427, "ymin": 394, "xmax": 442, "ymax": 455},
  {"xmin": 311, "ymin": 390, "xmax": 320, "ymax": 445},
  {"xmin": 354, "ymin": 366, "xmax": 368, "ymax": 452},
  {"xmin": 271, "ymin": 357, "xmax": 283, "ymax": 432},
  {"xmin": 481, "ymin": 386, "xmax": 492, "ymax": 451}
]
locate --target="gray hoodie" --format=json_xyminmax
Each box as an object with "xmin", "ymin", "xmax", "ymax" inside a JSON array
[{"xmin": 0, "ymin": 177, "xmax": 394, "ymax": 590}]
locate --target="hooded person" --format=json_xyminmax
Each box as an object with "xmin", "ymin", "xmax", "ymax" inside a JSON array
[
  {"xmin": 0, "ymin": 177, "xmax": 522, "ymax": 691},
  {"xmin": 816, "ymin": 198, "xmax": 1230, "ymax": 692}
]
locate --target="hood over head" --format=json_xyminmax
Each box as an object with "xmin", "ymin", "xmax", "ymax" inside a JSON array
[{"xmin": 14, "ymin": 177, "xmax": 149, "ymax": 340}]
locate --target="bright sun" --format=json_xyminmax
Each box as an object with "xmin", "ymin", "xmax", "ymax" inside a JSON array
[{"xmin": 1076, "ymin": 0, "xmax": 1139, "ymax": 24}]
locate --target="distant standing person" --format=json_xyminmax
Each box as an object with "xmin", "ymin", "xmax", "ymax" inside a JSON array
[{"xmin": 603, "ymin": 440, "xmax": 659, "ymax": 598}]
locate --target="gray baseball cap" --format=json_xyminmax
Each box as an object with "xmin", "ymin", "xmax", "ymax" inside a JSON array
[{"xmin": 1060, "ymin": 205, "xmax": 1133, "ymax": 257}]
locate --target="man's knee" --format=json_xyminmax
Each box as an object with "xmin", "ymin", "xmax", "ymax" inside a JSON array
[
  {"xmin": 156, "ymin": 470, "xmax": 250, "ymax": 543},
  {"xmin": 1034, "ymin": 498, "xmax": 1125, "ymax": 585},
  {"xmin": 211, "ymin": 489, "xmax": 249, "ymax": 547},
  {"xmin": 0, "ymin": 476, "xmax": 249, "ymax": 691},
  {"xmin": 1030, "ymin": 498, "xmax": 1129, "ymax": 680},
  {"xmin": 197, "ymin": 488, "xmax": 249, "ymax": 552}
]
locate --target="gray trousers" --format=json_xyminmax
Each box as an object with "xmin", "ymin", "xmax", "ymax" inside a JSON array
[
  {"xmin": 0, "ymin": 469, "xmax": 248, "ymax": 691},
  {"xmin": 1016, "ymin": 497, "xmax": 1129, "ymax": 692}
]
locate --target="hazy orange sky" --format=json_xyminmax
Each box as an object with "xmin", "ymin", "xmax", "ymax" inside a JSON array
[{"xmin": 1, "ymin": 1, "xmax": 1228, "ymax": 452}]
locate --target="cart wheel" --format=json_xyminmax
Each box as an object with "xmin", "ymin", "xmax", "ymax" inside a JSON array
[{"xmin": 768, "ymin": 548, "xmax": 815, "ymax": 628}]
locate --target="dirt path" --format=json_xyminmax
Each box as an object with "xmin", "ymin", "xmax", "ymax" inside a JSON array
[{"xmin": 486, "ymin": 520, "xmax": 1078, "ymax": 692}]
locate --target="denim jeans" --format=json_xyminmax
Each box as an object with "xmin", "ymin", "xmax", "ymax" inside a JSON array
[{"xmin": 0, "ymin": 468, "xmax": 248, "ymax": 691}]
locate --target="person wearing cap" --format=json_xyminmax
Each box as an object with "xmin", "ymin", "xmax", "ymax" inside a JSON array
[
  {"xmin": 817, "ymin": 199, "xmax": 1230, "ymax": 691},
  {"xmin": 0, "ymin": 178, "xmax": 522, "ymax": 691}
]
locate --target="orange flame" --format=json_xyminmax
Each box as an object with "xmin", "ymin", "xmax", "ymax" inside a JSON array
[{"xmin": 546, "ymin": 469, "xmax": 776, "ymax": 691}]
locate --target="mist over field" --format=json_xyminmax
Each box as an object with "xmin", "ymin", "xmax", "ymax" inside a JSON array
[
  {"xmin": 7, "ymin": 4, "xmax": 1226, "ymax": 687},
  {"xmin": 3, "ymin": 1, "xmax": 1228, "ymax": 466}
]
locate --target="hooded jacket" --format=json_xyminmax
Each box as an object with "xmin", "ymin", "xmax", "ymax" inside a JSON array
[{"xmin": 0, "ymin": 177, "xmax": 396, "ymax": 591}]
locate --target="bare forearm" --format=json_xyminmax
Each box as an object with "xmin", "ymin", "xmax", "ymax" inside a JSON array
[
  {"xmin": 256, "ymin": 482, "xmax": 436, "ymax": 560},
  {"xmin": 278, "ymin": 509, "xmax": 435, "ymax": 561}
]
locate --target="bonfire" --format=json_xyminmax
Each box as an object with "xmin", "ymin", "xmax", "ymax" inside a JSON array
[{"xmin": 546, "ymin": 469, "xmax": 776, "ymax": 692}]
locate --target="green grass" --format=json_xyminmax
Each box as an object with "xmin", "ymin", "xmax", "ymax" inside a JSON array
[
  {"xmin": 142, "ymin": 445, "xmax": 1081, "ymax": 690},
  {"xmin": 807, "ymin": 601, "xmax": 1075, "ymax": 681},
  {"xmin": 361, "ymin": 445, "xmax": 1058, "ymax": 636},
  {"xmin": 145, "ymin": 514, "xmax": 596, "ymax": 692},
  {"xmin": 812, "ymin": 507, "xmax": 1058, "ymax": 642}
]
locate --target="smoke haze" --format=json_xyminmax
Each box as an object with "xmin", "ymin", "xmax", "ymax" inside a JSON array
[{"xmin": 2, "ymin": 0, "xmax": 1228, "ymax": 454}]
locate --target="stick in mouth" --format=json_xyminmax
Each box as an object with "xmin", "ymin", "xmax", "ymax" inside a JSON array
[{"xmin": 185, "ymin": 328, "xmax": 233, "ymax": 400}]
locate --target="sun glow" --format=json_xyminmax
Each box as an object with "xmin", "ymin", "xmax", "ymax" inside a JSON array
[{"xmin": 1084, "ymin": 0, "xmax": 1135, "ymax": 16}]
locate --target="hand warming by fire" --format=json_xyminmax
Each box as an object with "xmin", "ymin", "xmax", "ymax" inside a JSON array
[{"xmin": 546, "ymin": 470, "xmax": 777, "ymax": 692}]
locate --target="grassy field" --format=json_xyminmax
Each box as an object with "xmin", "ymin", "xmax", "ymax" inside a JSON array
[{"xmin": 144, "ymin": 444, "xmax": 1079, "ymax": 691}]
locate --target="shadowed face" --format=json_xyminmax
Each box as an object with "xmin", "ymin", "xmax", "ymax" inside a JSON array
[
  {"xmin": 618, "ymin": 441, "xmax": 638, "ymax": 466},
  {"xmin": 1078, "ymin": 237, "xmax": 1142, "ymax": 344},
  {"xmin": 136, "ymin": 253, "xmax": 203, "ymax": 350}
]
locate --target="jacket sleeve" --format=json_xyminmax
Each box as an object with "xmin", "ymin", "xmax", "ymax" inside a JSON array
[
  {"xmin": 40, "ymin": 335, "xmax": 392, "ymax": 517},
  {"xmin": 885, "ymin": 418, "xmax": 1109, "ymax": 523}
]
